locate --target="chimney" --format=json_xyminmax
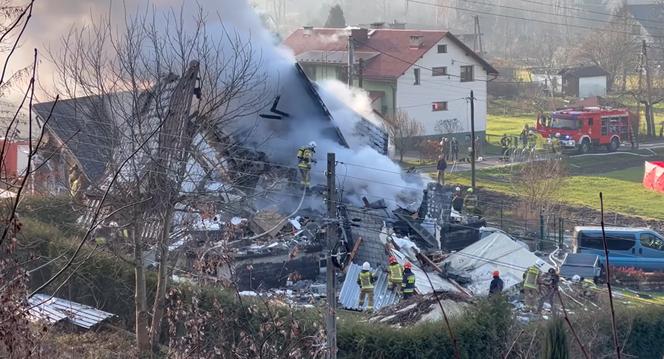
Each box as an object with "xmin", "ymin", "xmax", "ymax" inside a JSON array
[
  {"xmin": 370, "ymin": 22, "xmax": 385, "ymax": 29},
  {"xmin": 351, "ymin": 28, "xmax": 369, "ymax": 43},
  {"xmin": 409, "ymin": 35, "xmax": 424, "ymax": 48},
  {"xmin": 303, "ymin": 26, "xmax": 313, "ymax": 37}
]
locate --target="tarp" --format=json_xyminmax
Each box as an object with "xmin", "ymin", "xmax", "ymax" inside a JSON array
[
  {"xmin": 643, "ymin": 161, "xmax": 664, "ymax": 194},
  {"xmin": 442, "ymin": 232, "xmax": 552, "ymax": 296}
]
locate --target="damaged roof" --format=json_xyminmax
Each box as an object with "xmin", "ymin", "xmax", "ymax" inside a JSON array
[{"xmin": 34, "ymin": 95, "xmax": 117, "ymax": 184}]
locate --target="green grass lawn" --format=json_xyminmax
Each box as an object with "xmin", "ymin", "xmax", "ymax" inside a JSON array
[
  {"xmin": 467, "ymin": 102, "xmax": 664, "ymax": 218},
  {"xmin": 486, "ymin": 114, "xmax": 535, "ymax": 137},
  {"xmin": 444, "ymin": 159, "xmax": 664, "ymax": 219}
]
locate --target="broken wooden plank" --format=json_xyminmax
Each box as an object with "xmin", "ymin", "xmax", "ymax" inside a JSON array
[{"xmin": 343, "ymin": 237, "xmax": 363, "ymax": 273}]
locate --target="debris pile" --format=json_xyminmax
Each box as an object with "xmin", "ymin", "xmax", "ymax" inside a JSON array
[{"xmin": 369, "ymin": 293, "xmax": 470, "ymax": 326}]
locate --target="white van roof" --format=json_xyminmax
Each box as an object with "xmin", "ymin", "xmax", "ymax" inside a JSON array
[{"xmin": 574, "ymin": 226, "xmax": 651, "ymax": 232}]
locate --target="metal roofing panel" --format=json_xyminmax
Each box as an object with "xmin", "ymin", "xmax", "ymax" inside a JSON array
[
  {"xmin": 28, "ymin": 294, "xmax": 115, "ymax": 329},
  {"xmin": 339, "ymin": 262, "xmax": 400, "ymax": 311},
  {"xmin": 390, "ymin": 249, "xmax": 460, "ymax": 295}
]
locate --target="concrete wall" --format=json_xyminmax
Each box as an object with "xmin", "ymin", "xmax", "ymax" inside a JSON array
[{"xmin": 396, "ymin": 37, "xmax": 489, "ymax": 136}]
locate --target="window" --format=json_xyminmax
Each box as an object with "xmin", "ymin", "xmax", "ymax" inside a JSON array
[
  {"xmin": 414, "ymin": 68, "xmax": 420, "ymax": 85},
  {"xmin": 432, "ymin": 101, "xmax": 448, "ymax": 111},
  {"xmin": 640, "ymin": 233, "xmax": 664, "ymax": 251},
  {"xmin": 579, "ymin": 231, "xmax": 636, "ymax": 251},
  {"xmin": 432, "ymin": 66, "xmax": 448, "ymax": 76},
  {"xmin": 460, "ymin": 65, "xmax": 474, "ymax": 82},
  {"xmin": 437, "ymin": 44, "xmax": 447, "ymax": 53}
]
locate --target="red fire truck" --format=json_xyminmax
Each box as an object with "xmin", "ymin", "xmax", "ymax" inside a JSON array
[{"xmin": 536, "ymin": 107, "xmax": 633, "ymax": 154}]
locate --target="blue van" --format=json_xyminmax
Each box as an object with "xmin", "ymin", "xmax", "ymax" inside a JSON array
[{"xmin": 572, "ymin": 226, "xmax": 664, "ymax": 271}]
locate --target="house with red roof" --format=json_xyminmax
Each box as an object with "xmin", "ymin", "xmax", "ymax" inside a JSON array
[{"xmin": 283, "ymin": 26, "xmax": 498, "ymax": 140}]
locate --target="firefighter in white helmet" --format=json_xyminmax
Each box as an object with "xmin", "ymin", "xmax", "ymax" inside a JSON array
[
  {"xmin": 296, "ymin": 141, "xmax": 317, "ymax": 188},
  {"xmin": 357, "ymin": 262, "xmax": 376, "ymax": 311}
]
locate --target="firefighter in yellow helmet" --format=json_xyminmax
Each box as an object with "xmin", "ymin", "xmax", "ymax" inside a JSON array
[
  {"xmin": 463, "ymin": 188, "xmax": 480, "ymax": 215},
  {"xmin": 357, "ymin": 261, "xmax": 376, "ymax": 311},
  {"xmin": 387, "ymin": 256, "xmax": 403, "ymax": 295},
  {"xmin": 297, "ymin": 141, "xmax": 317, "ymax": 188}
]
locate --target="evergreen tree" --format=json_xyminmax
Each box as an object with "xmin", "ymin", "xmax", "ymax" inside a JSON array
[
  {"xmin": 324, "ymin": 4, "xmax": 346, "ymax": 28},
  {"xmin": 541, "ymin": 318, "xmax": 569, "ymax": 359}
]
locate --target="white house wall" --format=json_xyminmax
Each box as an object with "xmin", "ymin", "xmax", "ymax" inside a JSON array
[
  {"xmin": 396, "ymin": 37, "xmax": 488, "ymax": 136},
  {"xmin": 579, "ymin": 76, "xmax": 607, "ymax": 98}
]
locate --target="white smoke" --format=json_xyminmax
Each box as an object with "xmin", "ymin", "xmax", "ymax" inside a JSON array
[
  {"xmin": 204, "ymin": 0, "xmax": 425, "ymax": 209},
  {"xmin": 18, "ymin": 0, "xmax": 425, "ymax": 210}
]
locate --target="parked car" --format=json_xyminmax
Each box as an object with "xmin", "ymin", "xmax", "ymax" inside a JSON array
[{"xmin": 572, "ymin": 226, "xmax": 664, "ymax": 271}]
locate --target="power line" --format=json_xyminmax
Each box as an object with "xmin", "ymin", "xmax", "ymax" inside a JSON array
[{"xmin": 407, "ymin": 0, "xmax": 664, "ymax": 39}]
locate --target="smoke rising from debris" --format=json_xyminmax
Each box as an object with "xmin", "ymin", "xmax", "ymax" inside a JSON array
[
  {"xmin": 14, "ymin": 0, "xmax": 423, "ymax": 209},
  {"xmin": 213, "ymin": 0, "xmax": 424, "ymax": 209}
]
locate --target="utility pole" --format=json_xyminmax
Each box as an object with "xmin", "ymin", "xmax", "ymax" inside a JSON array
[
  {"xmin": 325, "ymin": 152, "xmax": 337, "ymax": 359},
  {"xmin": 347, "ymin": 35, "xmax": 354, "ymax": 87},
  {"xmin": 473, "ymin": 16, "xmax": 483, "ymax": 56},
  {"xmin": 643, "ymin": 39, "xmax": 654, "ymax": 137},
  {"xmin": 470, "ymin": 91, "xmax": 476, "ymax": 190},
  {"xmin": 636, "ymin": 41, "xmax": 644, "ymax": 149},
  {"xmin": 358, "ymin": 58, "xmax": 364, "ymax": 88}
]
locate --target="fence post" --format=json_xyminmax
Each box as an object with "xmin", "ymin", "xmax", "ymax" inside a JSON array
[
  {"xmin": 500, "ymin": 203, "xmax": 503, "ymax": 229},
  {"xmin": 539, "ymin": 211, "xmax": 544, "ymax": 251},
  {"xmin": 559, "ymin": 217, "xmax": 564, "ymax": 248}
]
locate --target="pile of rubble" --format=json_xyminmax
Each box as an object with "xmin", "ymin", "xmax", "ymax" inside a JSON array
[{"xmin": 369, "ymin": 293, "xmax": 470, "ymax": 327}]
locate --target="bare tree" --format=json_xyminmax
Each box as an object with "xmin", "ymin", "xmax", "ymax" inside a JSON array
[
  {"xmin": 384, "ymin": 109, "xmax": 423, "ymax": 162},
  {"xmin": 511, "ymin": 157, "xmax": 566, "ymax": 218},
  {"xmin": 0, "ymin": 1, "xmax": 61, "ymax": 357},
  {"xmin": 45, "ymin": 5, "xmax": 268, "ymax": 356},
  {"xmin": 573, "ymin": 6, "xmax": 639, "ymax": 92}
]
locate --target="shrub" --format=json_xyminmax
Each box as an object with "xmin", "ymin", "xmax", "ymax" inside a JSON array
[{"xmin": 541, "ymin": 318, "xmax": 568, "ymax": 359}]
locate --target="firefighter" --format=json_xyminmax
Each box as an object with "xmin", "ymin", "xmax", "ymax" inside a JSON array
[
  {"xmin": 450, "ymin": 137, "xmax": 459, "ymax": 162},
  {"xmin": 522, "ymin": 259, "xmax": 545, "ymax": 312},
  {"xmin": 537, "ymin": 267, "xmax": 560, "ymax": 314},
  {"xmin": 297, "ymin": 141, "xmax": 317, "ymax": 188},
  {"xmin": 436, "ymin": 155, "xmax": 447, "ymax": 186},
  {"xmin": 500, "ymin": 134, "xmax": 511, "ymax": 159},
  {"xmin": 387, "ymin": 256, "xmax": 404, "ymax": 295},
  {"xmin": 551, "ymin": 133, "xmax": 561, "ymax": 154},
  {"xmin": 463, "ymin": 188, "xmax": 480, "ymax": 215},
  {"xmin": 489, "ymin": 270, "xmax": 504, "ymax": 296},
  {"xmin": 582, "ymin": 277, "xmax": 598, "ymax": 299},
  {"xmin": 357, "ymin": 261, "xmax": 376, "ymax": 311},
  {"xmin": 528, "ymin": 130, "xmax": 538, "ymax": 149},
  {"xmin": 452, "ymin": 187, "xmax": 464, "ymax": 212},
  {"xmin": 440, "ymin": 137, "xmax": 450, "ymax": 160},
  {"xmin": 520, "ymin": 125, "xmax": 529, "ymax": 148},
  {"xmin": 402, "ymin": 262, "xmax": 416, "ymax": 300}
]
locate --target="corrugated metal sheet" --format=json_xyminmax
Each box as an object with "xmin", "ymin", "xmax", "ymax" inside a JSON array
[
  {"xmin": 28, "ymin": 294, "xmax": 115, "ymax": 329},
  {"xmin": 339, "ymin": 263, "xmax": 400, "ymax": 311},
  {"xmin": 391, "ymin": 249, "xmax": 461, "ymax": 295}
]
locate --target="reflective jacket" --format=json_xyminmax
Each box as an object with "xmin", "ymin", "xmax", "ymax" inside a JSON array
[
  {"xmin": 388, "ymin": 263, "xmax": 403, "ymax": 282},
  {"xmin": 523, "ymin": 265, "xmax": 540, "ymax": 289},
  {"xmin": 582, "ymin": 279, "xmax": 596, "ymax": 290},
  {"xmin": 463, "ymin": 194, "xmax": 478, "ymax": 210},
  {"xmin": 357, "ymin": 270, "xmax": 375, "ymax": 290},
  {"xmin": 403, "ymin": 269, "xmax": 416, "ymax": 293},
  {"xmin": 297, "ymin": 147, "xmax": 314, "ymax": 169}
]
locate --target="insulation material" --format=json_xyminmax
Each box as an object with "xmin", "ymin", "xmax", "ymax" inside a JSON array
[
  {"xmin": 643, "ymin": 161, "xmax": 664, "ymax": 194},
  {"xmin": 443, "ymin": 232, "xmax": 552, "ymax": 296}
]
